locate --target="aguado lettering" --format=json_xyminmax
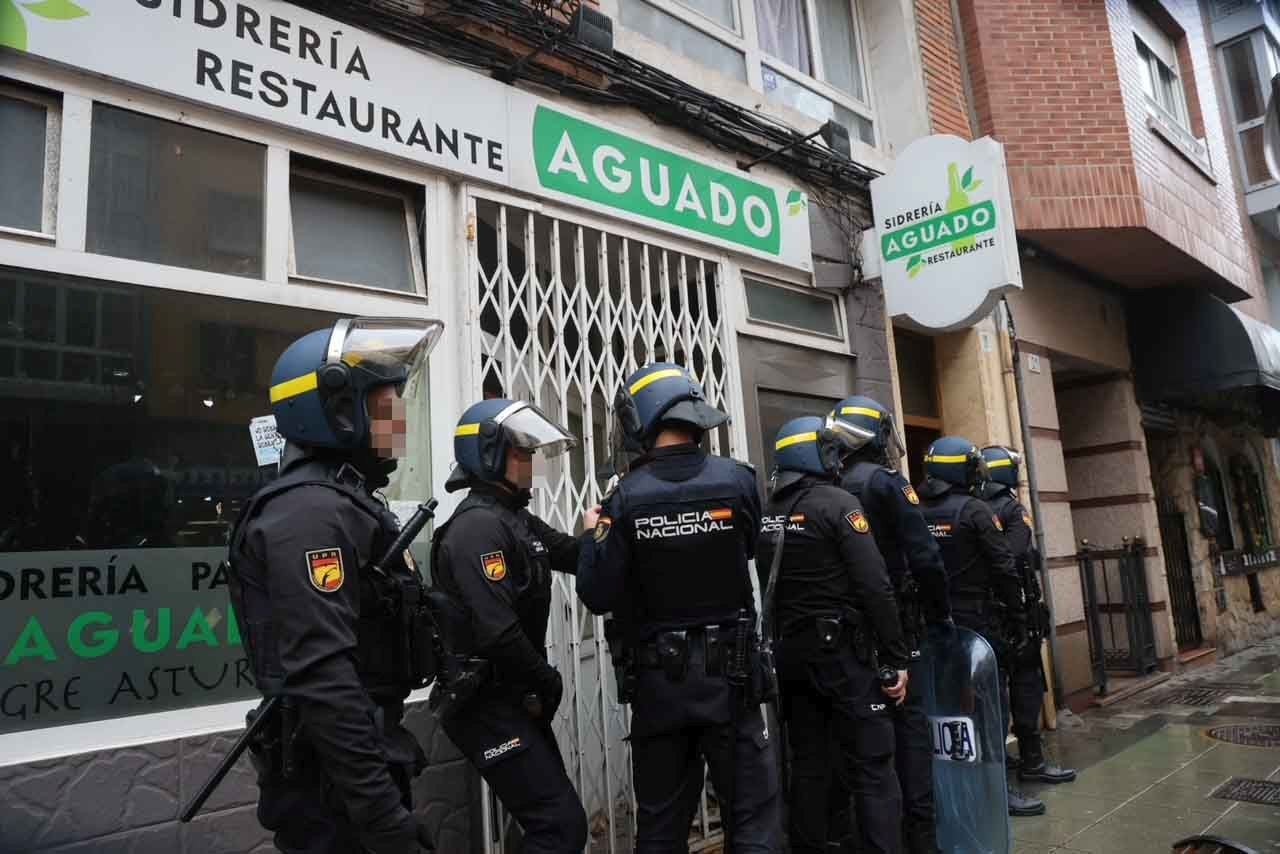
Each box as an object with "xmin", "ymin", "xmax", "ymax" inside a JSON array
[
  {"xmin": 4, "ymin": 605, "xmax": 241, "ymax": 665},
  {"xmin": 880, "ymin": 201, "xmax": 997, "ymax": 262},
  {"xmin": 533, "ymin": 106, "xmax": 782, "ymax": 256}
]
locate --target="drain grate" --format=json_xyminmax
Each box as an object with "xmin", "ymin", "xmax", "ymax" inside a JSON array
[
  {"xmin": 1147, "ymin": 682, "xmax": 1258, "ymax": 707},
  {"xmin": 1206, "ymin": 724, "xmax": 1280, "ymax": 747},
  {"xmin": 1211, "ymin": 776, "xmax": 1280, "ymax": 806}
]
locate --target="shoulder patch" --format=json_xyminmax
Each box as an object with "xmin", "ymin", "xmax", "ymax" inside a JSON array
[
  {"xmin": 1022, "ymin": 511, "xmax": 1033, "ymax": 528},
  {"xmin": 846, "ymin": 511, "xmax": 871, "ymax": 534},
  {"xmin": 993, "ymin": 514, "xmax": 1004, "ymax": 531},
  {"xmin": 306, "ymin": 548, "xmax": 345, "ymax": 593},
  {"xmin": 902, "ymin": 484, "xmax": 920, "ymax": 505},
  {"xmin": 481, "ymin": 551, "xmax": 508, "ymax": 582},
  {"xmin": 594, "ymin": 517, "xmax": 612, "ymax": 543}
]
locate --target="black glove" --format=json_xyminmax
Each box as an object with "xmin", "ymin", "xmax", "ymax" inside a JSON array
[{"xmin": 532, "ymin": 666, "xmax": 564, "ymax": 721}]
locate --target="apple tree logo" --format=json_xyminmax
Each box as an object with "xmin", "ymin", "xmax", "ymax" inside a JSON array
[{"xmin": 1, "ymin": 0, "xmax": 88, "ymax": 52}]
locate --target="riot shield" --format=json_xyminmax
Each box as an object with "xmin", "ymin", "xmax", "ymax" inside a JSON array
[{"xmin": 920, "ymin": 623, "xmax": 1012, "ymax": 854}]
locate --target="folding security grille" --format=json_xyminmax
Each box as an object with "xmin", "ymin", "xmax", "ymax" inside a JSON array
[{"xmin": 467, "ymin": 193, "xmax": 743, "ymax": 853}]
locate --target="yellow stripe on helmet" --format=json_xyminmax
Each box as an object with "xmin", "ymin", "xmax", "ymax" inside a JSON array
[
  {"xmin": 454, "ymin": 423, "xmax": 481, "ymax": 437},
  {"xmin": 986, "ymin": 458, "xmax": 1014, "ymax": 468},
  {"xmin": 775, "ymin": 431, "xmax": 819, "ymax": 451},
  {"xmin": 839, "ymin": 406, "xmax": 883, "ymax": 420},
  {"xmin": 629, "ymin": 368, "xmax": 685, "ymax": 395},
  {"xmin": 269, "ymin": 372, "xmax": 318, "ymax": 404},
  {"xmin": 926, "ymin": 454, "xmax": 970, "ymax": 464}
]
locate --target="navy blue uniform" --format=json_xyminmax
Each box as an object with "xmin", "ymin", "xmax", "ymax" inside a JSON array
[
  {"xmin": 984, "ymin": 488, "xmax": 1043, "ymax": 740},
  {"xmin": 229, "ymin": 454, "xmax": 426, "ymax": 854},
  {"xmin": 578, "ymin": 445, "xmax": 780, "ymax": 854},
  {"xmin": 840, "ymin": 462, "xmax": 950, "ymax": 853},
  {"xmin": 758, "ymin": 474, "xmax": 907, "ymax": 854},
  {"xmin": 431, "ymin": 484, "xmax": 589, "ymax": 854}
]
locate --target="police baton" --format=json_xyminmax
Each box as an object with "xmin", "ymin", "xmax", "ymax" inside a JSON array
[
  {"xmin": 370, "ymin": 499, "xmax": 439, "ymax": 577},
  {"xmin": 179, "ymin": 695, "xmax": 278, "ymax": 823}
]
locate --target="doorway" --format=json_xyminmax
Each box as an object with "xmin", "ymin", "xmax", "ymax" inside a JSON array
[{"xmin": 736, "ymin": 335, "xmax": 858, "ymax": 488}]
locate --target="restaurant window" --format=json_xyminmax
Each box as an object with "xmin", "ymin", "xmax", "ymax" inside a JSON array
[
  {"xmin": 86, "ymin": 104, "xmax": 265, "ymax": 277},
  {"xmin": 0, "ymin": 269, "xmax": 434, "ymax": 735},
  {"xmin": 0, "ymin": 83, "xmax": 59, "ymax": 236},
  {"xmin": 619, "ymin": 1, "xmax": 748, "ymax": 81},
  {"xmin": 744, "ymin": 276, "xmax": 841, "ymax": 338},
  {"xmin": 290, "ymin": 160, "xmax": 426, "ymax": 295},
  {"xmin": 1231, "ymin": 451, "xmax": 1272, "ymax": 552}
]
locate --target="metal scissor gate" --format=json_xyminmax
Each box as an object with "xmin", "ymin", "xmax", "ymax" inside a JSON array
[{"xmin": 468, "ymin": 192, "xmax": 745, "ymax": 852}]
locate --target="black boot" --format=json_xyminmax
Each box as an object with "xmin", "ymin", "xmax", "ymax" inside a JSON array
[
  {"xmin": 1007, "ymin": 787, "xmax": 1046, "ymax": 817},
  {"xmin": 905, "ymin": 822, "xmax": 941, "ymax": 854},
  {"xmin": 1017, "ymin": 734, "xmax": 1077, "ymax": 784}
]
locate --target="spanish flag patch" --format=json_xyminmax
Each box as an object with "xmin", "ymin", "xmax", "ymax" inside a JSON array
[
  {"xmin": 993, "ymin": 514, "xmax": 1004, "ymax": 531},
  {"xmin": 709, "ymin": 508, "xmax": 734, "ymax": 521},
  {"xmin": 902, "ymin": 484, "xmax": 920, "ymax": 505},
  {"xmin": 481, "ymin": 551, "xmax": 508, "ymax": 582},
  {"xmin": 306, "ymin": 549, "xmax": 345, "ymax": 593},
  {"xmin": 846, "ymin": 511, "xmax": 870, "ymax": 534},
  {"xmin": 594, "ymin": 517, "xmax": 612, "ymax": 543}
]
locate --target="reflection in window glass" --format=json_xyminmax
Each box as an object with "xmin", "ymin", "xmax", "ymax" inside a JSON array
[
  {"xmin": 0, "ymin": 95, "xmax": 47, "ymax": 233},
  {"xmin": 754, "ymin": 0, "xmax": 812, "ymax": 74},
  {"xmin": 291, "ymin": 176, "xmax": 417, "ymax": 293},
  {"xmin": 1224, "ymin": 38, "xmax": 1264, "ymax": 122},
  {"xmin": 0, "ymin": 271, "xmax": 331, "ymax": 733},
  {"xmin": 677, "ymin": 0, "xmax": 735, "ymax": 29},
  {"xmin": 1242, "ymin": 124, "xmax": 1271, "ymax": 186},
  {"xmin": 744, "ymin": 278, "xmax": 839, "ymax": 336},
  {"xmin": 815, "ymin": 0, "xmax": 863, "ymax": 101},
  {"xmin": 87, "ymin": 104, "xmax": 265, "ymax": 277},
  {"xmin": 763, "ymin": 66, "xmax": 874, "ymax": 145},
  {"xmin": 621, "ymin": 1, "xmax": 748, "ymax": 81}
]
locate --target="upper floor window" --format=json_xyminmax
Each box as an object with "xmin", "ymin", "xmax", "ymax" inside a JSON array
[
  {"xmin": 1220, "ymin": 31, "xmax": 1280, "ymax": 189},
  {"xmin": 0, "ymin": 82, "xmax": 59, "ymax": 238},
  {"xmin": 619, "ymin": 0, "xmax": 874, "ymax": 146},
  {"xmin": 1132, "ymin": 11, "xmax": 1188, "ymax": 129}
]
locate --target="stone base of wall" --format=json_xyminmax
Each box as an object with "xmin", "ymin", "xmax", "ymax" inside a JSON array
[{"xmin": 0, "ymin": 701, "xmax": 472, "ymax": 854}]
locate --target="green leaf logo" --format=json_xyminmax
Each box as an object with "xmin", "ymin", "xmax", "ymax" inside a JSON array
[
  {"xmin": 1, "ymin": 0, "xmax": 88, "ymax": 51},
  {"xmin": 961, "ymin": 166, "xmax": 974, "ymax": 190},
  {"xmin": 906, "ymin": 255, "xmax": 923, "ymax": 278},
  {"xmin": 785, "ymin": 189, "xmax": 807, "ymax": 216}
]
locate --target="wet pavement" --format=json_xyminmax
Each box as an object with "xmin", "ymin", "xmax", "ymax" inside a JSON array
[{"xmin": 1012, "ymin": 639, "xmax": 1280, "ymax": 852}]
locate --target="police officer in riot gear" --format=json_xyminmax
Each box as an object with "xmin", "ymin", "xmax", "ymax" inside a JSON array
[
  {"xmin": 980, "ymin": 446, "xmax": 1076, "ymax": 786},
  {"xmin": 917, "ymin": 436, "xmax": 1045, "ymax": 817},
  {"xmin": 577, "ymin": 362, "xmax": 780, "ymax": 853},
  {"xmin": 828, "ymin": 397, "xmax": 949, "ymax": 854},
  {"xmin": 228, "ymin": 317, "xmax": 444, "ymax": 853},
  {"xmin": 760, "ymin": 416, "xmax": 909, "ymax": 854},
  {"xmin": 430, "ymin": 398, "xmax": 589, "ymax": 854}
]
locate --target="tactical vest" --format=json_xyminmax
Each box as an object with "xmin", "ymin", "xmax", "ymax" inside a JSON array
[
  {"xmin": 228, "ymin": 460, "xmax": 417, "ymax": 701},
  {"xmin": 842, "ymin": 461, "xmax": 906, "ymax": 581},
  {"xmin": 920, "ymin": 490, "xmax": 990, "ymax": 613},
  {"xmin": 619, "ymin": 456, "xmax": 755, "ymax": 635},
  {"xmin": 987, "ymin": 488, "xmax": 1041, "ymax": 603},
  {"xmin": 430, "ymin": 492, "xmax": 554, "ymax": 654}
]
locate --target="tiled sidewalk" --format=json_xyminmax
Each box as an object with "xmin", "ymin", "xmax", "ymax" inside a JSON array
[{"xmin": 1009, "ymin": 640, "xmax": 1280, "ymax": 853}]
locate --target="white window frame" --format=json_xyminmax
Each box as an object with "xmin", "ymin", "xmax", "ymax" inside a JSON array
[
  {"xmin": 0, "ymin": 79, "xmax": 61, "ymax": 243},
  {"xmin": 1134, "ymin": 32, "xmax": 1190, "ymax": 128},
  {"xmin": 1219, "ymin": 30, "xmax": 1280, "ymax": 191},
  {"xmin": 287, "ymin": 166, "xmax": 428, "ymax": 298},
  {"xmin": 0, "ymin": 59, "xmax": 453, "ymax": 766},
  {"xmin": 618, "ymin": 0, "xmax": 877, "ymax": 145},
  {"xmin": 741, "ymin": 272, "xmax": 846, "ymax": 343}
]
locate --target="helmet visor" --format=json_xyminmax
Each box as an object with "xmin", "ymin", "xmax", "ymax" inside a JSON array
[
  {"xmin": 824, "ymin": 414, "xmax": 875, "ymax": 454},
  {"xmin": 496, "ymin": 403, "xmax": 577, "ymax": 458},
  {"xmin": 337, "ymin": 318, "xmax": 445, "ymax": 396}
]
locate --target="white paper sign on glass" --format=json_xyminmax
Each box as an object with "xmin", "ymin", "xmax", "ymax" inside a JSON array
[
  {"xmin": 249, "ymin": 414, "xmax": 286, "ymax": 467},
  {"xmin": 871, "ymin": 135, "xmax": 1022, "ymax": 331}
]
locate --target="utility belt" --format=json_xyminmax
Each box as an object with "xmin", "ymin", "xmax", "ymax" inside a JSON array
[
  {"xmin": 784, "ymin": 609, "xmax": 878, "ymax": 667},
  {"xmin": 246, "ymin": 696, "xmax": 314, "ymax": 782},
  {"xmin": 423, "ymin": 588, "xmax": 489, "ymax": 719}
]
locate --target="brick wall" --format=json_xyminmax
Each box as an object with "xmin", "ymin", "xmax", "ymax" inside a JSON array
[
  {"xmin": 947, "ymin": 0, "xmax": 1260, "ymax": 299},
  {"xmin": 915, "ymin": 0, "xmax": 974, "ymax": 139}
]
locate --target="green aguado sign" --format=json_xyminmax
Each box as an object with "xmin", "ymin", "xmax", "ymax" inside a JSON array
[
  {"xmin": 880, "ymin": 164, "xmax": 996, "ymax": 278},
  {"xmin": 532, "ymin": 106, "xmax": 792, "ymax": 259}
]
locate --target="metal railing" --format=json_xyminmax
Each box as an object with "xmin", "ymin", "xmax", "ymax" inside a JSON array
[{"xmin": 1076, "ymin": 538, "xmax": 1159, "ymax": 695}]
